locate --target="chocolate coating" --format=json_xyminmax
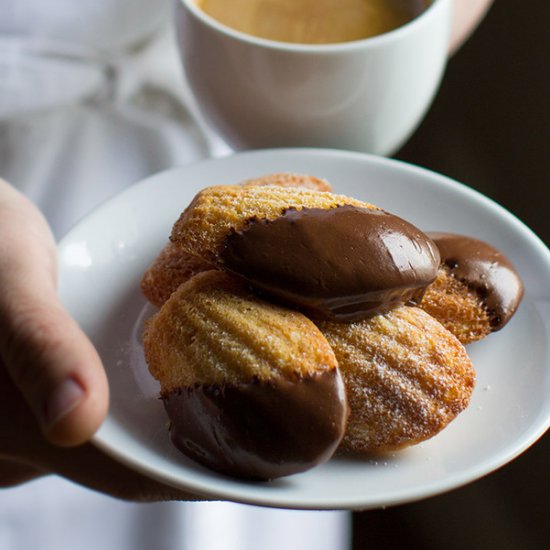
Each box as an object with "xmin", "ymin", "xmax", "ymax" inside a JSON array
[
  {"xmin": 221, "ymin": 206, "xmax": 440, "ymax": 321},
  {"xmin": 163, "ymin": 369, "xmax": 348, "ymax": 480},
  {"xmin": 429, "ymin": 232, "xmax": 524, "ymax": 329}
]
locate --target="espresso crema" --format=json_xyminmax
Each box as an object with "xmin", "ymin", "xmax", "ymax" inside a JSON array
[{"xmin": 195, "ymin": 0, "xmax": 431, "ymax": 44}]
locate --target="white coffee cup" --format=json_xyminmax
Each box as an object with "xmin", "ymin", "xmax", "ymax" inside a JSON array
[{"xmin": 175, "ymin": 0, "xmax": 452, "ymax": 156}]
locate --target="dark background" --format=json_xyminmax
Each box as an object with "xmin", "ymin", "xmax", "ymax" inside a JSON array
[
  {"xmin": 353, "ymin": 1, "xmax": 550, "ymax": 548},
  {"xmin": 399, "ymin": 0, "xmax": 550, "ymax": 246}
]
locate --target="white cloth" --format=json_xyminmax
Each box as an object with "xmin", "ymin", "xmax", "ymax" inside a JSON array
[
  {"xmin": 0, "ymin": 0, "xmax": 171, "ymax": 52},
  {"xmin": 0, "ymin": 6, "xmax": 350, "ymax": 550},
  {"xmin": 0, "ymin": 26, "xmax": 218, "ymax": 238},
  {"xmin": 1, "ymin": 477, "xmax": 349, "ymax": 550}
]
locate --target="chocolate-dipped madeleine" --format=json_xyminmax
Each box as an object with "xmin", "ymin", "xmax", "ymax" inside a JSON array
[
  {"xmin": 143, "ymin": 270, "xmax": 348, "ymax": 480},
  {"xmin": 421, "ymin": 233, "xmax": 524, "ymax": 344},
  {"xmin": 317, "ymin": 305, "xmax": 475, "ymax": 454},
  {"xmin": 170, "ymin": 184, "xmax": 374, "ymax": 264},
  {"xmin": 141, "ymin": 174, "xmax": 333, "ymax": 307},
  {"xmin": 171, "ymin": 185, "xmax": 440, "ymax": 320}
]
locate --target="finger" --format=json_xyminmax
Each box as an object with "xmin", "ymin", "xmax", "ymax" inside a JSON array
[
  {"xmin": 0, "ymin": 180, "xmax": 109, "ymax": 446},
  {"xmin": 0, "ymin": 361, "xmax": 198, "ymax": 502},
  {"xmin": 39, "ymin": 442, "xmax": 201, "ymax": 502},
  {"xmin": 450, "ymin": 0, "xmax": 495, "ymax": 53},
  {"xmin": 0, "ymin": 459, "xmax": 45, "ymax": 488},
  {"xmin": 0, "ymin": 298, "xmax": 109, "ymax": 446}
]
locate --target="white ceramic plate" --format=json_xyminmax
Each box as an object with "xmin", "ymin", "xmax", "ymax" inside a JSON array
[{"xmin": 58, "ymin": 149, "xmax": 550, "ymax": 510}]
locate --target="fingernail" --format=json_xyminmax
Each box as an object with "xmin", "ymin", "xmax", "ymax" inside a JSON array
[{"xmin": 44, "ymin": 377, "xmax": 85, "ymax": 429}]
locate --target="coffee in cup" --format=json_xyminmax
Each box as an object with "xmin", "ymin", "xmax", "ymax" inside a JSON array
[
  {"xmin": 176, "ymin": 0, "xmax": 451, "ymax": 155},
  {"xmin": 194, "ymin": 0, "xmax": 432, "ymax": 45}
]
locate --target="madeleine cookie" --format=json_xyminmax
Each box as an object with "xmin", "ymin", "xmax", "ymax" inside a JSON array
[
  {"xmin": 140, "ymin": 242, "xmax": 211, "ymax": 308},
  {"xmin": 170, "ymin": 184, "xmax": 373, "ymax": 262},
  {"xmin": 171, "ymin": 185, "xmax": 440, "ymax": 321},
  {"xmin": 241, "ymin": 172, "xmax": 333, "ymax": 192},
  {"xmin": 317, "ymin": 305, "xmax": 475, "ymax": 454},
  {"xmin": 421, "ymin": 233, "xmax": 524, "ymax": 344},
  {"xmin": 143, "ymin": 270, "xmax": 348, "ymax": 480},
  {"xmin": 141, "ymin": 174, "xmax": 332, "ymax": 307}
]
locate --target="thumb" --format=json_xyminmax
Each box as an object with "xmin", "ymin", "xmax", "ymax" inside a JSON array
[
  {"xmin": 0, "ymin": 180, "xmax": 109, "ymax": 446},
  {"xmin": 1, "ymin": 295, "xmax": 110, "ymax": 447}
]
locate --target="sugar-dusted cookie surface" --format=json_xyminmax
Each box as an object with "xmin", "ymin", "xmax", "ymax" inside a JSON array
[
  {"xmin": 420, "ymin": 233, "xmax": 524, "ymax": 344},
  {"xmin": 420, "ymin": 268, "xmax": 492, "ymax": 344},
  {"xmin": 140, "ymin": 242, "xmax": 211, "ymax": 308},
  {"xmin": 317, "ymin": 305, "xmax": 475, "ymax": 454},
  {"xmin": 241, "ymin": 172, "xmax": 333, "ymax": 192}
]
